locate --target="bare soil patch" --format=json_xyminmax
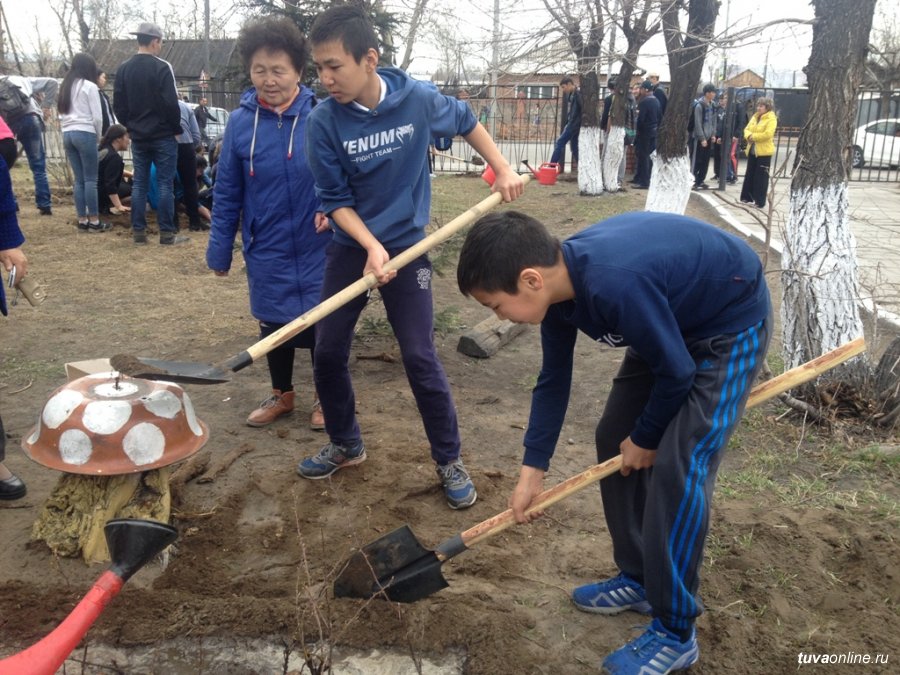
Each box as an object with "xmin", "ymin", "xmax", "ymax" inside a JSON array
[{"xmin": 1, "ymin": 170, "xmax": 897, "ymax": 673}]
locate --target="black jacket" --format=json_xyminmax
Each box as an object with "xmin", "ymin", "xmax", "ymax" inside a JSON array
[
  {"xmin": 113, "ymin": 53, "xmax": 181, "ymax": 141},
  {"xmin": 565, "ymin": 88, "xmax": 583, "ymax": 131},
  {"xmin": 98, "ymin": 146, "xmax": 125, "ymax": 212},
  {"xmin": 636, "ymin": 94, "xmax": 662, "ymax": 138}
]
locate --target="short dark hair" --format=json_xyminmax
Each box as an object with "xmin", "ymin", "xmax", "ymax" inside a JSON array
[
  {"xmin": 136, "ymin": 34, "xmax": 157, "ymax": 47},
  {"xmin": 702, "ymin": 83, "xmax": 717, "ymax": 94},
  {"xmin": 237, "ymin": 16, "xmax": 310, "ymax": 74},
  {"xmin": 310, "ymin": 5, "xmax": 379, "ymax": 62},
  {"xmin": 560, "ymin": 76, "xmax": 575, "ymax": 86},
  {"xmin": 457, "ymin": 211, "xmax": 561, "ymax": 296}
]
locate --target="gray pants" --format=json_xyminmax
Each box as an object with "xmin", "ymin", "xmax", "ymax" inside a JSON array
[{"xmin": 596, "ymin": 316, "xmax": 771, "ymax": 634}]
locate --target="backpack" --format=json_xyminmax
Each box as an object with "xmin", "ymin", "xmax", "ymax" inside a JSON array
[
  {"xmin": 686, "ymin": 99, "xmax": 699, "ymax": 135},
  {"xmin": 0, "ymin": 77, "xmax": 31, "ymax": 125}
]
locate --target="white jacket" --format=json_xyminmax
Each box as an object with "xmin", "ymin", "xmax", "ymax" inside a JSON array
[{"xmin": 59, "ymin": 79, "xmax": 102, "ymax": 137}]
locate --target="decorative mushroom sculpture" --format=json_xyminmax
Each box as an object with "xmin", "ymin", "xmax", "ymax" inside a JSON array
[
  {"xmin": 23, "ymin": 372, "xmax": 209, "ymax": 562},
  {"xmin": 23, "ymin": 372, "xmax": 209, "ymax": 475}
]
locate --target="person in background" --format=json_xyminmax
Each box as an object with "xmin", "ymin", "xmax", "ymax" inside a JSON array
[
  {"xmin": 647, "ymin": 72, "xmax": 667, "ymax": 115},
  {"xmin": 207, "ymin": 16, "xmax": 331, "ymax": 432},
  {"xmin": 196, "ymin": 154, "xmax": 213, "ymax": 211},
  {"xmin": 97, "ymin": 70, "xmax": 116, "ymax": 135},
  {"xmin": 712, "ymin": 92, "xmax": 741, "ymax": 185},
  {"xmin": 97, "ymin": 124, "xmax": 132, "ymax": 215},
  {"xmin": 631, "ymin": 80, "xmax": 661, "ymax": 189},
  {"xmin": 297, "ymin": 4, "xmax": 523, "ymax": 507},
  {"xmin": 114, "ymin": 21, "xmax": 185, "ymax": 246},
  {"xmin": 0, "ymin": 116, "xmax": 16, "ymax": 170},
  {"xmin": 58, "ymin": 52, "xmax": 110, "ymax": 233},
  {"xmin": 740, "ymin": 97, "xmax": 778, "ymax": 209},
  {"xmin": 456, "ymin": 209, "xmax": 770, "ymax": 675},
  {"xmin": 2, "ymin": 75, "xmax": 58, "ymax": 215},
  {"xmin": 0, "ymin": 147, "xmax": 28, "ymax": 500},
  {"xmin": 194, "ymin": 96, "xmax": 215, "ymax": 148},
  {"xmin": 176, "ymin": 99, "xmax": 206, "ymax": 231},
  {"xmin": 691, "ymin": 84, "xmax": 718, "ymax": 190},
  {"xmin": 549, "ymin": 76, "xmax": 582, "ymax": 172}
]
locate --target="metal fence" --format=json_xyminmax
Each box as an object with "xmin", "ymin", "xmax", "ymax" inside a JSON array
[{"xmin": 36, "ymin": 85, "xmax": 899, "ymax": 184}]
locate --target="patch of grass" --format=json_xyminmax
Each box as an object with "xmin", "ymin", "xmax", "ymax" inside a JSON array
[
  {"xmin": 517, "ymin": 373, "xmax": 539, "ymax": 391},
  {"xmin": 0, "ymin": 356, "xmax": 63, "ymax": 384},
  {"xmin": 433, "ymin": 307, "xmax": 462, "ymax": 337},
  {"xmin": 357, "ymin": 316, "xmax": 392, "ymax": 337}
]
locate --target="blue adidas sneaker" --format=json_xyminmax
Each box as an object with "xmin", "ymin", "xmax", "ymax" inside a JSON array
[
  {"xmin": 297, "ymin": 440, "xmax": 366, "ymax": 479},
  {"xmin": 572, "ymin": 573, "xmax": 652, "ymax": 615},
  {"xmin": 602, "ymin": 619, "xmax": 699, "ymax": 674}
]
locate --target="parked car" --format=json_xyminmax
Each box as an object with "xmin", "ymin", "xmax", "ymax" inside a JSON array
[
  {"xmin": 851, "ymin": 118, "xmax": 900, "ymax": 169},
  {"xmin": 186, "ymin": 102, "xmax": 230, "ymax": 143}
]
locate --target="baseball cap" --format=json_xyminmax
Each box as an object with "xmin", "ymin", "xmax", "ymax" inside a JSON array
[
  {"xmin": 130, "ymin": 22, "xmax": 163, "ymax": 39},
  {"xmin": 640, "ymin": 80, "xmax": 653, "ymax": 90}
]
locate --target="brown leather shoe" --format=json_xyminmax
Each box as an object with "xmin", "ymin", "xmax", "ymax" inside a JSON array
[
  {"xmin": 309, "ymin": 395, "xmax": 325, "ymax": 431},
  {"xmin": 246, "ymin": 389, "xmax": 295, "ymax": 427}
]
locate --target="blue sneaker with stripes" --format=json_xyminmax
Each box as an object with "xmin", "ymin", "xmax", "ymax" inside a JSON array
[
  {"xmin": 602, "ymin": 618, "xmax": 699, "ymax": 674},
  {"xmin": 571, "ymin": 573, "xmax": 652, "ymax": 615}
]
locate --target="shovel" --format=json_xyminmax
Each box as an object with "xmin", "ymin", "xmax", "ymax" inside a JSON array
[
  {"xmin": 333, "ymin": 337, "xmax": 866, "ymax": 603},
  {"xmin": 0, "ymin": 518, "xmax": 177, "ymax": 675},
  {"xmin": 123, "ymin": 174, "xmax": 531, "ymax": 385}
]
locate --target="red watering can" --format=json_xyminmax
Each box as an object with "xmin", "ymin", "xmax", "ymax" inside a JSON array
[{"xmin": 521, "ymin": 159, "xmax": 560, "ymax": 185}]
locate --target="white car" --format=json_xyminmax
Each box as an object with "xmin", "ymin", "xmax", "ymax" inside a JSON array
[
  {"xmin": 851, "ymin": 118, "xmax": 900, "ymax": 169},
  {"xmin": 187, "ymin": 102, "xmax": 230, "ymax": 143}
]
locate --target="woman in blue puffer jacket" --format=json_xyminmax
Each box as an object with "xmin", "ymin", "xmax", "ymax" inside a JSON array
[{"xmin": 206, "ymin": 17, "xmax": 331, "ymax": 431}]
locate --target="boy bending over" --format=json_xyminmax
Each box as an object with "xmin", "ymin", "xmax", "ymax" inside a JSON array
[
  {"xmin": 298, "ymin": 5, "xmax": 524, "ymax": 509},
  {"xmin": 457, "ymin": 210, "xmax": 770, "ymax": 673}
]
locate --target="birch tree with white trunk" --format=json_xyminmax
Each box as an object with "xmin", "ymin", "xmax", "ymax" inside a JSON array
[
  {"xmin": 781, "ymin": 0, "xmax": 875, "ymax": 382},
  {"xmin": 645, "ymin": 0, "xmax": 718, "ymax": 213},
  {"xmin": 542, "ymin": 0, "xmax": 604, "ymax": 195}
]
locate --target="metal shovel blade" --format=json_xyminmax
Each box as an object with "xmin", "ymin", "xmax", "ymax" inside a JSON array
[
  {"xmin": 333, "ymin": 525, "xmax": 450, "ymax": 603},
  {"xmin": 127, "ymin": 358, "xmax": 231, "ymax": 385}
]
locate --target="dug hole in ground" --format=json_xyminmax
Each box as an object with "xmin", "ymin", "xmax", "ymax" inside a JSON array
[{"xmin": 0, "ymin": 169, "xmax": 898, "ymax": 674}]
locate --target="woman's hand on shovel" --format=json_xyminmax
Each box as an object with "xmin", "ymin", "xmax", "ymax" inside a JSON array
[{"xmin": 510, "ymin": 465, "xmax": 546, "ymax": 524}]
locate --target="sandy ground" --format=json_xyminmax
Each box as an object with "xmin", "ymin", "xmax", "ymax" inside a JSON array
[{"xmin": 1, "ymin": 171, "xmax": 897, "ymax": 674}]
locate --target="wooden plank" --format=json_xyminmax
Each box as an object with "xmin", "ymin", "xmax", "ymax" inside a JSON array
[{"xmin": 457, "ymin": 315, "xmax": 529, "ymax": 358}]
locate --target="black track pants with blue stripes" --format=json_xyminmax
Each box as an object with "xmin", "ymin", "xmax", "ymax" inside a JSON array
[{"xmin": 595, "ymin": 317, "xmax": 771, "ymax": 633}]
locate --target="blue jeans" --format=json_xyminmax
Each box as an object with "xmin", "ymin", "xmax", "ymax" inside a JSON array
[
  {"xmin": 550, "ymin": 123, "xmax": 580, "ymax": 166},
  {"xmin": 9, "ymin": 114, "xmax": 51, "ymax": 209},
  {"xmin": 63, "ymin": 130, "xmax": 99, "ymax": 218},
  {"xmin": 313, "ymin": 243, "xmax": 461, "ymax": 463},
  {"xmin": 131, "ymin": 137, "xmax": 178, "ymax": 233}
]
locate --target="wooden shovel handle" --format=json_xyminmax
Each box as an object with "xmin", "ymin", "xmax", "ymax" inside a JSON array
[
  {"xmin": 238, "ymin": 175, "xmax": 531, "ymax": 367},
  {"xmin": 458, "ymin": 336, "xmax": 866, "ymax": 550}
]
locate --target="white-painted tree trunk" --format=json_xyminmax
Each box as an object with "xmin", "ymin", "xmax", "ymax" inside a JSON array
[
  {"xmin": 781, "ymin": 182, "xmax": 864, "ymax": 370},
  {"xmin": 644, "ymin": 153, "xmax": 693, "ymax": 213},
  {"xmin": 578, "ymin": 125, "xmax": 603, "ymax": 195},
  {"xmin": 601, "ymin": 126, "xmax": 625, "ymax": 193}
]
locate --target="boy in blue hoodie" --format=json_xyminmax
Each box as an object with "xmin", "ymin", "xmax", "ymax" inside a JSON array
[
  {"xmin": 457, "ymin": 211, "xmax": 771, "ymax": 674},
  {"xmin": 299, "ymin": 5, "xmax": 524, "ymax": 509}
]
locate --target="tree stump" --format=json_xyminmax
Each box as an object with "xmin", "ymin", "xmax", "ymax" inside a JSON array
[{"xmin": 31, "ymin": 469, "xmax": 171, "ymax": 564}]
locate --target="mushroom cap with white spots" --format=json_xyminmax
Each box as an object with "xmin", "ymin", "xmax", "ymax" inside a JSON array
[{"xmin": 22, "ymin": 373, "xmax": 209, "ymax": 475}]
